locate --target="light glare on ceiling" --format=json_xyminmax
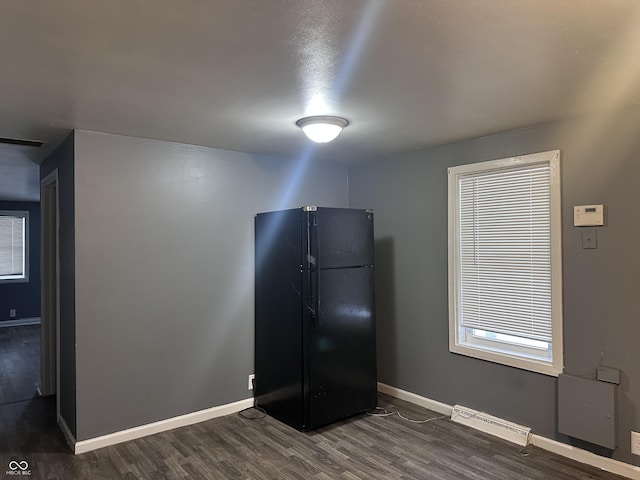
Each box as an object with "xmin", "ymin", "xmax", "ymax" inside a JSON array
[{"xmin": 296, "ymin": 116, "xmax": 349, "ymax": 143}]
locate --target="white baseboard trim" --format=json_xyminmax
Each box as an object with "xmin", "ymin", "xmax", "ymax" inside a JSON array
[
  {"xmin": 531, "ymin": 435, "xmax": 640, "ymax": 480},
  {"xmin": 73, "ymin": 397, "xmax": 253, "ymax": 454},
  {"xmin": 378, "ymin": 383, "xmax": 640, "ymax": 480},
  {"xmin": 58, "ymin": 415, "xmax": 77, "ymax": 452},
  {"xmin": 378, "ymin": 382, "xmax": 452, "ymax": 416},
  {"xmin": 0, "ymin": 317, "xmax": 41, "ymax": 328}
]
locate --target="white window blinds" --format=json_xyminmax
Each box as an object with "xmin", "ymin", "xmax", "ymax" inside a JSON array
[
  {"xmin": 458, "ymin": 164, "xmax": 552, "ymax": 342},
  {"xmin": 0, "ymin": 215, "xmax": 25, "ymax": 277}
]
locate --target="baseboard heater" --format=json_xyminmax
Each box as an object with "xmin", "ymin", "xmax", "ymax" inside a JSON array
[{"xmin": 451, "ymin": 405, "xmax": 531, "ymax": 447}]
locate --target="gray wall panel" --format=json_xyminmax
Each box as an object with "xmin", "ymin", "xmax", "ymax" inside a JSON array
[
  {"xmin": 348, "ymin": 106, "xmax": 640, "ymax": 465},
  {"xmin": 40, "ymin": 132, "xmax": 76, "ymax": 436},
  {"xmin": 73, "ymin": 131, "xmax": 349, "ymax": 440}
]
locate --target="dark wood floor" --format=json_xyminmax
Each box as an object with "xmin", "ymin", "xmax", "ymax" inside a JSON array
[
  {"xmin": 0, "ymin": 324, "xmax": 40, "ymax": 405},
  {"xmin": 0, "ymin": 391, "xmax": 628, "ymax": 480}
]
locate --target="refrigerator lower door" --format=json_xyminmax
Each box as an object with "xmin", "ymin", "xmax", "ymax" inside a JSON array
[{"xmin": 307, "ymin": 266, "xmax": 377, "ymax": 429}]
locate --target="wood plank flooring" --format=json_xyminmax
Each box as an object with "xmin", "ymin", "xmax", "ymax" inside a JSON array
[
  {"xmin": 0, "ymin": 391, "xmax": 629, "ymax": 479},
  {"xmin": 0, "ymin": 324, "xmax": 40, "ymax": 405}
]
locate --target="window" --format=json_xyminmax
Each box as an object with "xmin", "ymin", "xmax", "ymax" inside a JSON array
[
  {"xmin": 448, "ymin": 151, "xmax": 562, "ymax": 376},
  {"xmin": 0, "ymin": 211, "xmax": 29, "ymax": 283}
]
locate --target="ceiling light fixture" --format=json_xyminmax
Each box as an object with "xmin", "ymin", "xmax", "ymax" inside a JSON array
[{"xmin": 296, "ymin": 115, "xmax": 349, "ymax": 143}]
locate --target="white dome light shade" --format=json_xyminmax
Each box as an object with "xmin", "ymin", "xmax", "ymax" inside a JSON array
[{"xmin": 296, "ymin": 116, "xmax": 349, "ymax": 143}]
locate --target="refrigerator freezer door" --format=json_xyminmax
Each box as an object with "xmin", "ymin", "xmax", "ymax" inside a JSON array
[
  {"xmin": 255, "ymin": 209, "xmax": 305, "ymax": 429},
  {"xmin": 306, "ymin": 266, "xmax": 377, "ymax": 429},
  {"xmin": 312, "ymin": 208, "xmax": 374, "ymax": 269}
]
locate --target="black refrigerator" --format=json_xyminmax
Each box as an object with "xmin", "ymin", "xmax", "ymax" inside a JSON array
[{"xmin": 254, "ymin": 206, "xmax": 377, "ymax": 431}]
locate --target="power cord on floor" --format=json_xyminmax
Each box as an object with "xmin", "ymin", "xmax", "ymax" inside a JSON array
[
  {"xmin": 237, "ymin": 377, "xmax": 267, "ymax": 420},
  {"xmin": 518, "ymin": 431, "xmax": 534, "ymax": 456},
  {"xmin": 238, "ymin": 405, "xmax": 267, "ymax": 419},
  {"xmin": 366, "ymin": 406, "xmax": 447, "ymax": 424}
]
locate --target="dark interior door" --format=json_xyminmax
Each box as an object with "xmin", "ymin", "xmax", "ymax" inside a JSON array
[{"xmin": 307, "ymin": 266, "xmax": 377, "ymax": 429}]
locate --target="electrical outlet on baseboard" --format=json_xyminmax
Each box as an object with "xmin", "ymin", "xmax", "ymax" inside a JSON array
[
  {"xmin": 632, "ymin": 431, "xmax": 640, "ymax": 456},
  {"xmin": 9, "ymin": 309, "xmax": 16, "ymax": 318},
  {"xmin": 248, "ymin": 374, "xmax": 255, "ymax": 391}
]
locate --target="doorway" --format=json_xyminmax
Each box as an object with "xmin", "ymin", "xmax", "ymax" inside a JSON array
[
  {"xmin": 40, "ymin": 170, "xmax": 59, "ymax": 421},
  {"xmin": 0, "ymin": 205, "xmax": 40, "ymax": 406}
]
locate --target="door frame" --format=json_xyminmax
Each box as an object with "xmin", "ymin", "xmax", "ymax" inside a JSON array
[{"xmin": 40, "ymin": 169, "xmax": 60, "ymax": 422}]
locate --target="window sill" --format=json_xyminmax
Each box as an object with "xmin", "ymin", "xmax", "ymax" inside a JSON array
[
  {"xmin": 0, "ymin": 276, "xmax": 29, "ymax": 284},
  {"xmin": 450, "ymin": 342, "xmax": 562, "ymax": 377}
]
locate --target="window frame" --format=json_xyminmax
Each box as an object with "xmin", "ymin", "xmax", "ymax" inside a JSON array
[
  {"xmin": 0, "ymin": 210, "xmax": 29, "ymax": 284},
  {"xmin": 447, "ymin": 151, "xmax": 563, "ymax": 376}
]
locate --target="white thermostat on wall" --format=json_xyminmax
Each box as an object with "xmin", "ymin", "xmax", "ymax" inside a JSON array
[{"xmin": 573, "ymin": 204, "xmax": 604, "ymax": 227}]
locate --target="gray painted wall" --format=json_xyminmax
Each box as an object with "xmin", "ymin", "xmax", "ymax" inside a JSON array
[
  {"xmin": 0, "ymin": 200, "xmax": 40, "ymax": 321},
  {"xmin": 73, "ymin": 131, "xmax": 349, "ymax": 440},
  {"xmin": 40, "ymin": 132, "xmax": 76, "ymax": 436},
  {"xmin": 348, "ymin": 105, "xmax": 640, "ymax": 465}
]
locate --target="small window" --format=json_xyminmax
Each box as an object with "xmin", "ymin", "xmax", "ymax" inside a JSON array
[
  {"xmin": 0, "ymin": 211, "xmax": 29, "ymax": 283},
  {"xmin": 448, "ymin": 151, "xmax": 563, "ymax": 376}
]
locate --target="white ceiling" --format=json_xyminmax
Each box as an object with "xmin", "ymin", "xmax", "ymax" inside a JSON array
[{"xmin": 2, "ymin": 0, "xmax": 640, "ymax": 200}]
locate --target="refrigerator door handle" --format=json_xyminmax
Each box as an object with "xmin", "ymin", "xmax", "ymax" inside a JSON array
[
  {"xmin": 306, "ymin": 269, "xmax": 315, "ymax": 319},
  {"xmin": 312, "ymin": 214, "xmax": 320, "ymax": 326},
  {"xmin": 305, "ymin": 211, "xmax": 320, "ymax": 325},
  {"xmin": 306, "ymin": 268, "xmax": 319, "ymax": 325},
  {"xmin": 313, "ymin": 268, "xmax": 319, "ymax": 326}
]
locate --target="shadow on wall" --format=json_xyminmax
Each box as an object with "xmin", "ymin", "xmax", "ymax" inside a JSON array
[
  {"xmin": 375, "ymin": 237, "xmax": 397, "ymax": 385},
  {"xmin": 619, "ymin": 370, "xmax": 637, "ymax": 458}
]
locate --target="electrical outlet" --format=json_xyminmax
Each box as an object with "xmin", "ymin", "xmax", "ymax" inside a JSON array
[
  {"xmin": 248, "ymin": 374, "xmax": 255, "ymax": 391},
  {"xmin": 632, "ymin": 431, "xmax": 640, "ymax": 456},
  {"xmin": 9, "ymin": 309, "xmax": 16, "ymax": 318}
]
